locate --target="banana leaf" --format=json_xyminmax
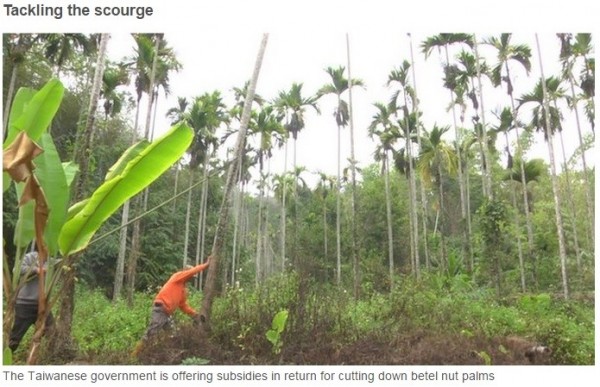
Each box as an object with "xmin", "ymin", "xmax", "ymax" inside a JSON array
[
  {"xmin": 4, "ymin": 79, "xmax": 64, "ymax": 147},
  {"xmin": 35, "ymin": 133, "xmax": 70, "ymax": 256},
  {"xmin": 58, "ymin": 122, "xmax": 193, "ymax": 256},
  {"xmin": 3, "ymin": 87, "xmax": 36, "ymax": 192}
]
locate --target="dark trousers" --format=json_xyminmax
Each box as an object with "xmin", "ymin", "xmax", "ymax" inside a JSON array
[
  {"xmin": 142, "ymin": 303, "xmax": 173, "ymax": 340},
  {"xmin": 8, "ymin": 303, "xmax": 54, "ymax": 352}
]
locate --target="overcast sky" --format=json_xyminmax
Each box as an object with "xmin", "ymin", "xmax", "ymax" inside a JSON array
[
  {"xmin": 2, "ymin": 1, "xmax": 594, "ymax": 189},
  {"xmin": 105, "ymin": 31, "xmax": 593, "ymax": 188}
]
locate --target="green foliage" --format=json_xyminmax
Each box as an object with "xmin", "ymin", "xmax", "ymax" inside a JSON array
[
  {"xmin": 3, "ymin": 347, "xmax": 13, "ymax": 365},
  {"xmin": 477, "ymin": 199, "xmax": 508, "ymax": 244},
  {"xmin": 181, "ymin": 356, "xmax": 210, "ymax": 365},
  {"xmin": 71, "ymin": 287, "xmax": 149, "ymax": 355},
  {"xmin": 477, "ymin": 351, "xmax": 492, "ymax": 365},
  {"xmin": 4, "ymin": 79, "xmax": 64, "ymax": 148},
  {"xmin": 265, "ymin": 310, "xmax": 288, "ymax": 354},
  {"xmin": 59, "ymin": 121, "xmax": 194, "ymax": 256}
]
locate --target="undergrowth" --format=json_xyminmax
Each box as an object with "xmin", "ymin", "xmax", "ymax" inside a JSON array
[{"xmin": 14, "ymin": 271, "xmax": 592, "ymax": 365}]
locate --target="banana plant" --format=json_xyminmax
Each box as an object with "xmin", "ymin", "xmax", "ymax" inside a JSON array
[{"xmin": 2, "ymin": 79, "xmax": 193, "ymax": 364}]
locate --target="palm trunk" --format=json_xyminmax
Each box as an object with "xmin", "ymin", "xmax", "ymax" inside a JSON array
[
  {"xmin": 443, "ymin": 46, "xmax": 469, "ymax": 268},
  {"xmin": 346, "ymin": 34, "xmax": 360, "ymax": 298},
  {"xmin": 437, "ymin": 162, "xmax": 448, "ymax": 271},
  {"xmin": 504, "ymin": 131, "xmax": 526, "ymax": 292},
  {"xmin": 566, "ymin": 72, "xmax": 594, "ymax": 246},
  {"xmin": 196, "ymin": 153, "xmax": 211, "ymax": 288},
  {"xmin": 504, "ymin": 63, "xmax": 537, "ymax": 287},
  {"xmin": 335, "ymin": 123, "xmax": 342, "ymax": 285},
  {"xmin": 199, "ymin": 34, "xmax": 269, "ymax": 325},
  {"xmin": 183, "ymin": 170, "xmax": 194, "ymax": 267},
  {"xmin": 473, "ymin": 35, "xmax": 493, "ymax": 198},
  {"xmin": 281, "ymin": 142, "xmax": 288, "ymax": 272},
  {"xmin": 465, "ymin": 163, "xmax": 474, "ymax": 272},
  {"xmin": 3, "ymin": 65, "xmax": 18, "ymax": 136},
  {"xmin": 402, "ymin": 89, "xmax": 420, "ymax": 278},
  {"xmin": 126, "ymin": 35, "xmax": 161, "ymax": 305},
  {"xmin": 255, "ymin": 172, "xmax": 265, "ymax": 285},
  {"xmin": 113, "ymin": 199, "xmax": 130, "ymax": 301},
  {"xmin": 408, "ymin": 34, "xmax": 430, "ymax": 269},
  {"xmin": 323, "ymin": 195, "xmax": 328, "ymax": 263},
  {"xmin": 293, "ymin": 138, "xmax": 298, "ymax": 269},
  {"xmin": 384, "ymin": 155, "xmax": 394, "ymax": 287},
  {"xmin": 264, "ymin": 158, "xmax": 273, "ymax": 278},
  {"xmin": 230, "ymin": 163, "xmax": 243, "ymax": 285},
  {"xmin": 535, "ymin": 35, "xmax": 569, "ymax": 299},
  {"xmin": 173, "ymin": 164, "xmax": 180, "ymax": 212},
  {"xmin": 556, "ymin": 117, "xmax": 582, "ymax": 272}
]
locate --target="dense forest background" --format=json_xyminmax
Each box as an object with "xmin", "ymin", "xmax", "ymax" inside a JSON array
[{"xmin": 2, "ymin": 33, "xmax": 595, "ymax": 365}]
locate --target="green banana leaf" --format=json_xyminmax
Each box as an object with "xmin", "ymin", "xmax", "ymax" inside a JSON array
[
  {"xmin": 35, "ymin": 133, "xmax": 70, "ymax": 256},
  {"xmin": 13, "ymin": 185, "xmax": 35, "ymax": 249},
  {"xmin": 104, "ymin": 140, "xmax": 150, "ymax": 180},
  {"xmin": 3, "ymin": 87, "xmax": 36, "ymax": 149},
  {"xmin": 4, "ymin": 79, "xmax": 64, "ymax": 147},
  {"xmin": 3, "ymin": 87, "xmax": 36, "ymax": 192},
  {"xmin": 58, "ymin": 122, "xmax": 193, "ymax": 256},
  {"xmin": 64, "ymin": 199, "xmax": 89, "ymax": 223},
  {"xmin": 62, "ymin": 161, "xmax": 79, "ymax": 188}
]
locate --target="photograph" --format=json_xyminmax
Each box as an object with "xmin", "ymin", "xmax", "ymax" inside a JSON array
[{"xmin": 1, "ymin": 29, "xmax": 594, "ymax": 369}]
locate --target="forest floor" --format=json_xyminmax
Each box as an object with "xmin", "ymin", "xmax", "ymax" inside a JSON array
[{"xmin": 130, "ymin": 325, "xmax": 548, "ymax": 366}]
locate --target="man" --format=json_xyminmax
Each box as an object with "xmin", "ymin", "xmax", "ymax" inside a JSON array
[
  {"xmin": 9, "ymin": 251, "xmax": 54, "ymax": 352},
  {"xmin": 139, "ymin": 257, "xmax": 211, "ymax": 343}
]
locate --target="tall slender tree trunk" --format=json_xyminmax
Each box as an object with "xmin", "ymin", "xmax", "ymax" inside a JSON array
[
  {"xmin": 255, "ymin": 172, "xmax": 265, "ymax": 285},
  {"xmin": 346, "ymin": 34, "xmax": 360, "ymax": 298},
  {"xmin": 199, "ymin": 34, "xmax": 269, "ymax": 326},
  {"xmin": 126, "ymin": 34, "xmax": 161, "ymax": 306},
  {"xmin": 281, "ymin": 142, "xmax": 288, "ymax": 272},
  {"xmin": 401, "ymin": 85, "xmax": 420, "ymax": 278},
  {"xmin": 335, "ymin": 122, "xmax": 342, "ymax": 285},
  {"xmin": 408, "ymin": 33, "xmax": 430, "ymax": 270},
  {"xmin": 473, "ymin": 35, "xmax": 493, "ymax": 198},
  {"xmin": 436, "ymin": 160, "xmax": 448, "ymax": 271},
  {"xmin": 264, "ymin": 158, "xmax": 273, "ymax": 278},
  {"xmin": 384, "ymin": 155, "xmax": 394, "ymax": 287},
  {"xmin": 322, "ymin": 193, "xmax": 328, "ymax": 265},
  {"xmin": 183, "ymin": 171, "xmax": 194, "ymax": 267},
  {"xmin": 292, "ymin": 138, "xmax": 298, "ymax": 269},
  {"xmin": 535, "ymin": 34, "xmax": 569, "ymax": 300},
  {"xmin": 230, "ymin": 181, "xmax": 241, "ymax": 285},
  {"xmin": 231, "ymin": 149, "xmax": 245, "ymax": 285},
  {"xmin": 504, "ymin": 63, "xmax": 537, "ymax": 287},
  {"xmin": 504, "ymin": 131, "xmax": 526, "ymax": 292},
  {"xmin": 3, "ymin": 65, "xmax": 18, "ymax": 136},
  {"xmin": 196, "ymin": 153, "xmax": 211, "ymax": 288},
  {"xmin": 113, "ymin": 200, "xmax": 129, "ymax": 301},
  {"xmin": 556, "ymin": 119, "xmax": 582, "ymax": 272},
  {"xmin": 442, "ymin": 46, "xmax": 469, "ymax": 269},
  {"xmin": 437, "ymin": 162, "xmax": 448, "ymax": 271},
  {"xmin": 115, "ymin": 101, "xmax": 143, "ymax": 289},
  {"xmin": 566, "ymin": 73, "xmax": 594, "ymax": 246},
  {"xmin": 173, "ymin": 164, "xmax": 180, "ymax": 212}
]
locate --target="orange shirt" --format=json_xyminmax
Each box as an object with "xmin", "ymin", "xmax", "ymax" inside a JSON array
[{"xmin": 153, "ymin": 262, "xmax": 209, "ymax": 316}]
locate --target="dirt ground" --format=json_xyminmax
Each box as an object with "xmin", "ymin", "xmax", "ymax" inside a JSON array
[{"xmin": 133, "ymin": 326, "xmax": 551, "ymax": 366}]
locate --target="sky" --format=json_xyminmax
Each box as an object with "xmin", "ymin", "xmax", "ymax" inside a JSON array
[
  {"xmin": 1, "ymin": 1, "xmax": 595, "ymax": 190},
  {"xmin": 105, "ymin": 31, "xmax": 594, "ymax": 189}
]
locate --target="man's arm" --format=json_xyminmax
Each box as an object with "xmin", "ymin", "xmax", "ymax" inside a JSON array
[
  {"xmin": 169, "ymin": 258, "xmax": 211, "ymax": 283},
  {"xmin": 180, "ymin": 301, "xmax": 197, "ymax": 317}
]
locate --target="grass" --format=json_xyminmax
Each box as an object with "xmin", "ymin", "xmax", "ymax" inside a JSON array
[{"xmin": 10, "ymin": 271, "xmax": 593, "ymax": 365}]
